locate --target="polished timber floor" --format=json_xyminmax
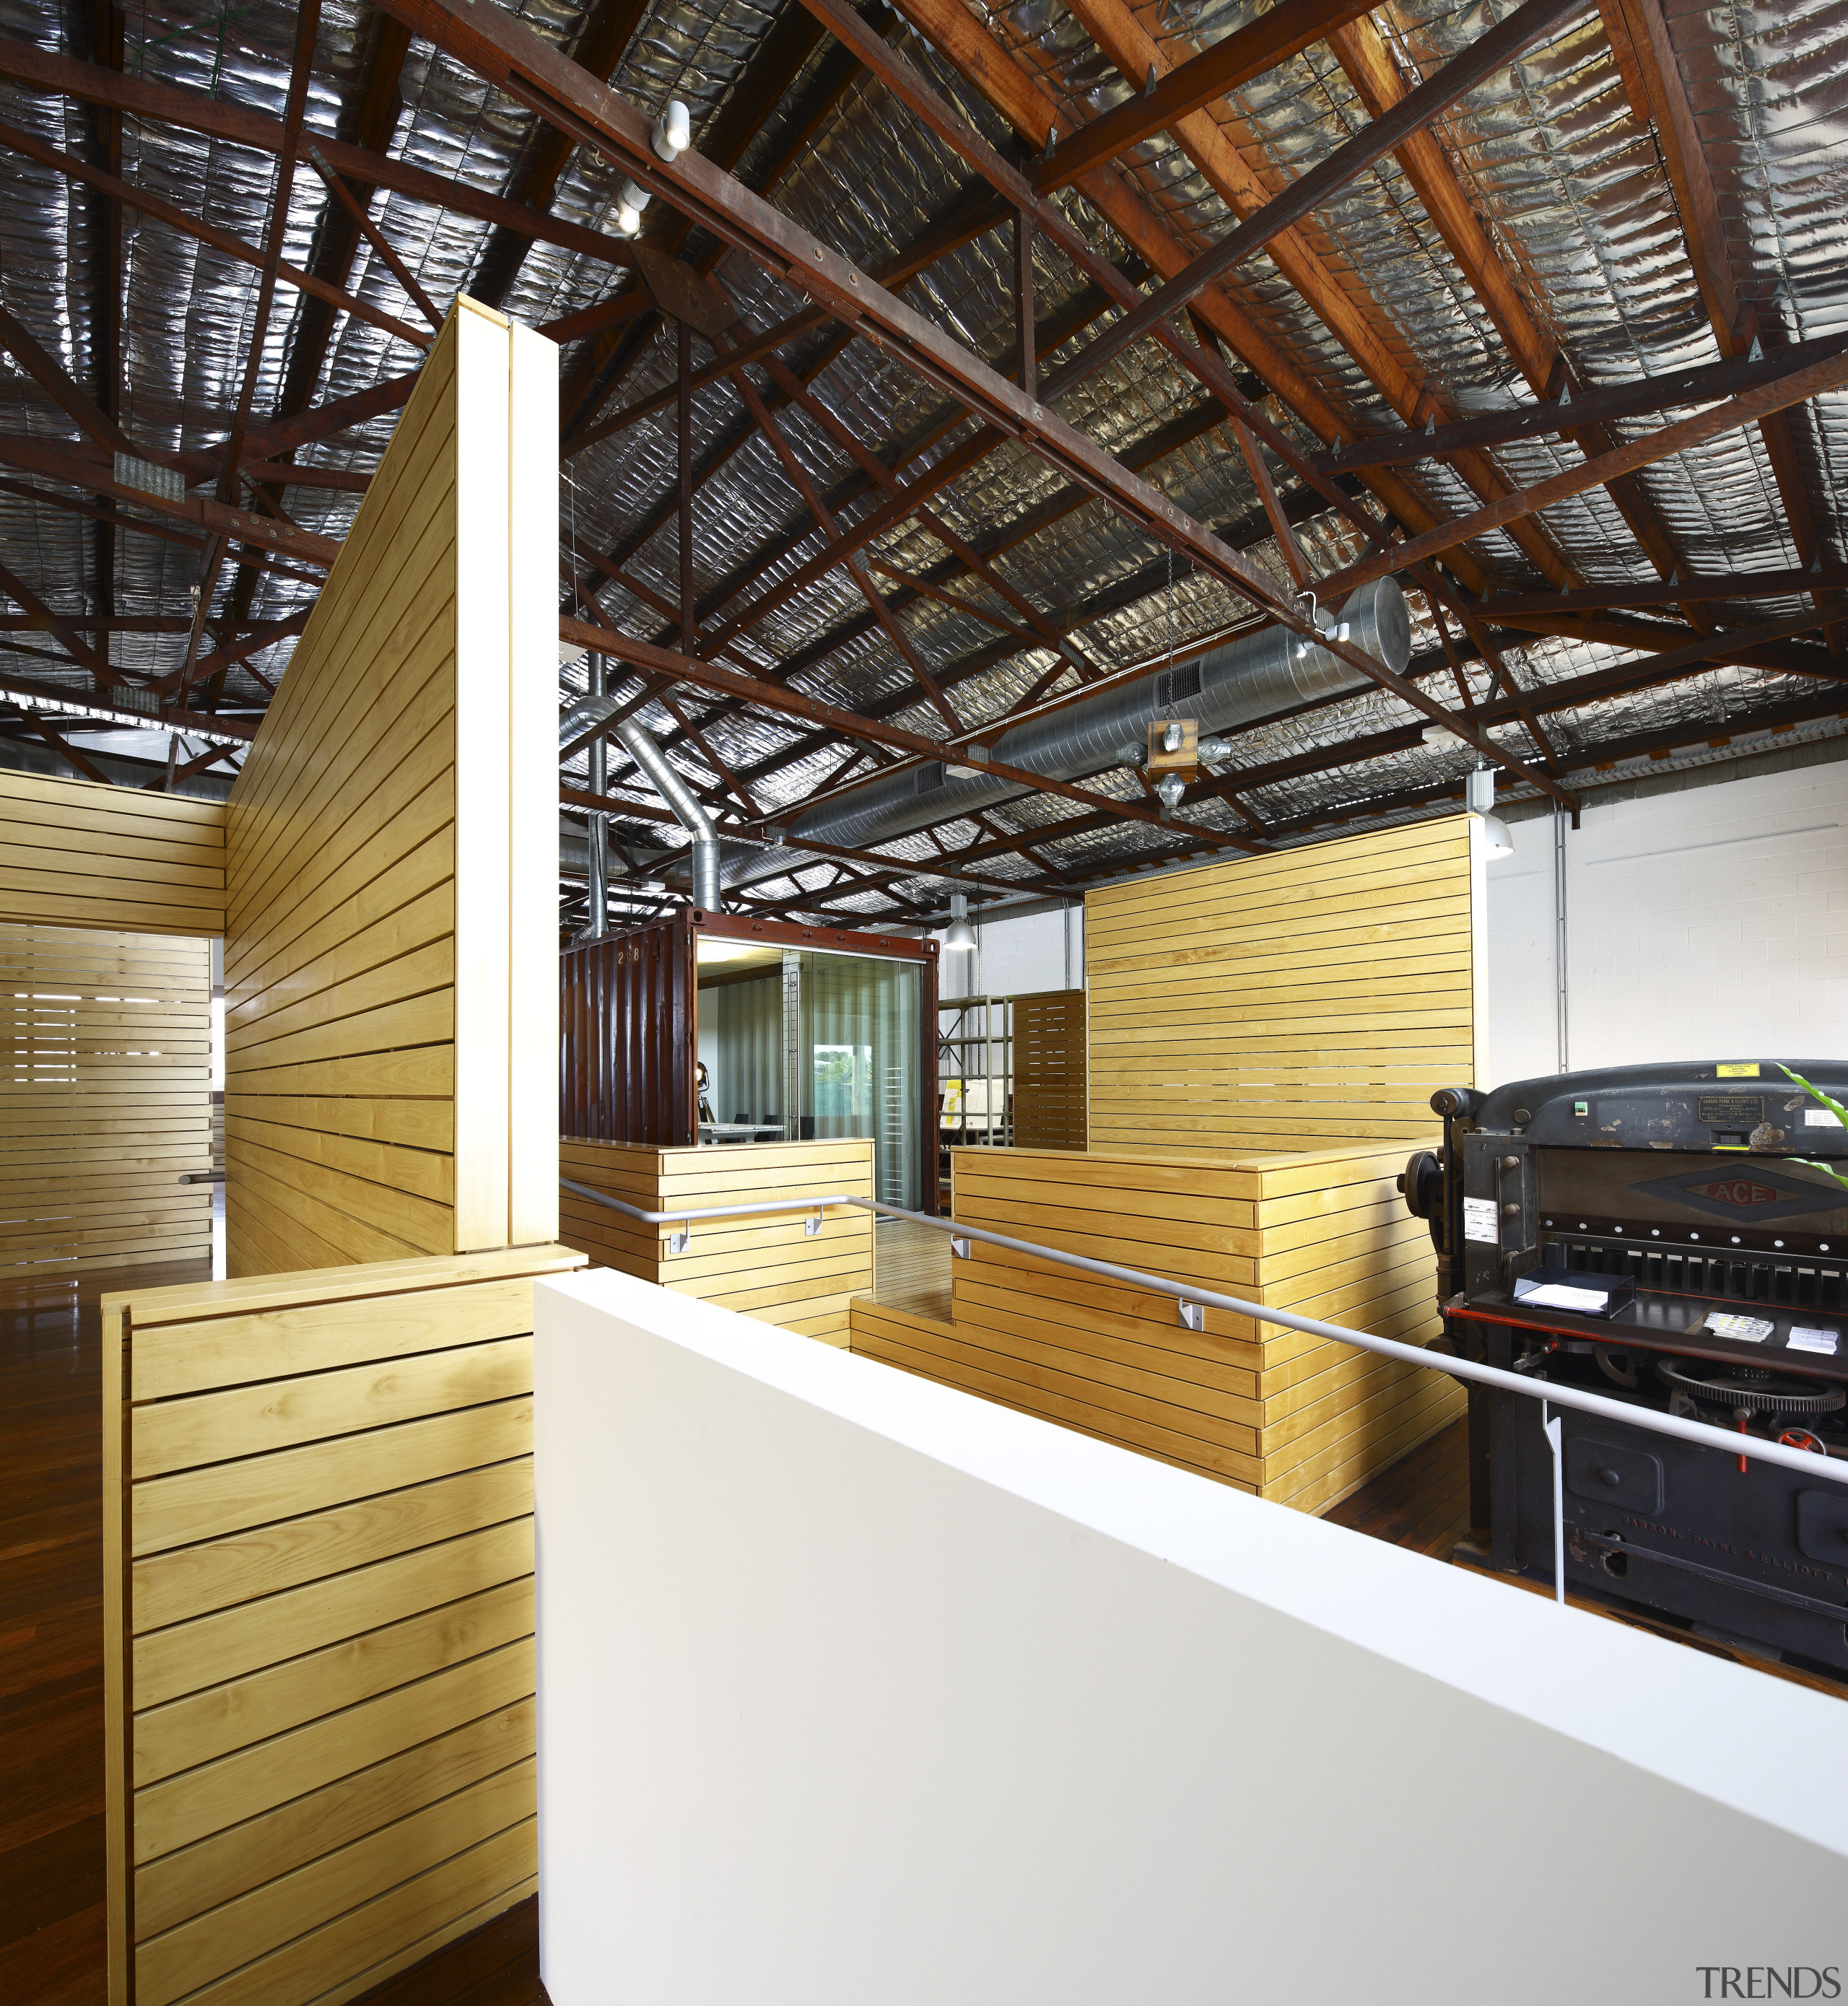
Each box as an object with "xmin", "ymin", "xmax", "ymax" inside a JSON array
[{"xmin": 3, "ymin": 1265, "xmax": 1838, "ymax": 2001}]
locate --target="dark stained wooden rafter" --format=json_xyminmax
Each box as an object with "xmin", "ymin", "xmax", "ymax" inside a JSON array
[
  {"xmin": 1267, "ymin": 691, "xmax": 1848, "ymax": 840},
  {"xmin": 0, "ymin": 301, "xmax": 137, "ymax": 458},
  {"xmin": 467, "ymin": 0, "xmax": 655, "ymax": 313},
  {"xmin": 1011, "ymin": 208, "xmax": 1034, "ymax": 399},
  {"xmin": 23, "ymin": 705, "xmax": 113, "ymax": 781},
  {"xmin": 0, "ymin": 557, "xmax": 126, "ymax": 687},
  {"xmin": 1031, "ymin": 0, "xmax": 1380, "ymax": 193},
  {"xmin": 168, "ymin": 372, "xmax": 422, "ymax": 482},
  {"xmin": 1052, "ymin": 0, "xmax": 1575, "ymax": 590},
  {"xmin": 0, "ymin": 473, "xmax": 327, "ymax": 594},
  {"xmin": 305, "ymin": 144, "xmax": 445, "ymax": 331},
  {"xmin": 0, "ymin": 661, "xmax": 256, "ymax": 735},
  {"xmin": 202, "ymin": 12, "xmax": 417, "ymax": 706},
  {"xmin": 1322, "ymin": 344, "xmax": 1848, "ymax": 597},
  {"xmin": 557, "ymin": 614, "xmax": 1266, "ymax": 850},
  {"xmin": 0, "ymin": 0, "xmax": 1835, "ymax": 881},
  {"xmin": 0, "ymin": 614, "xmax": 270, "ymax": 630},
  {"xmin": 878, "ymin": 0, "xmax": 1493, "ymax": 598},
  {"xmin": 1483, "ymin": 606, "xmax": 1833, "ymax": 677},
  {"xmin": 148, "ymin": 611, "xmax": 313, "ymax": 696},
  {"xmin": 75, "ymin": 0, "xmax": 124, "ymax": 668},
  {"xmin": 1484, "ymin": 567, "xmax": 1848, "ymax": 618},
  {"xmin": 1317, "ymin": 331, "xmax": 1848, "ymax": 474},
  {"xmin": 172, "ymin": 0, "xmax": 323, "ymax": 715},
  {"xmin": 485, "ymin": 0, "xmax": 1572, "ymax": 808},
  {"xmin": 1598, "ymin": 0, "xmax": 1840, "ymax": 652},
  {"xmin": 1038, "ymin": 0, "xmax": 1592, "ymax": 400},
  {"xmin": 1321, "ymin": 8, "xmax": 1699, "ymax": 624},
  {"xmin": 556, "ymin": 0, "xmax": 837, "ymax": 440},
  {"xmin": 0, "ymin": 38, "xmax": 644, "ymax": 272},
  {"xmin": 0, "ymin": 115, "xmax": 434, "ymax": 354},
  {"xmin": 0, "ymin": 435, "xmax": 339, "ymax": 566}
]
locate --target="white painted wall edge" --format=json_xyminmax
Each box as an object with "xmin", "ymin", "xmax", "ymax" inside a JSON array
[{"xmin": 535, "ymin": 1268, "xmax": 1848, "ymax": 2006}]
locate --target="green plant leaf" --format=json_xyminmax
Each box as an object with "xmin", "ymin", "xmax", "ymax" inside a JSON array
[{"xmin": 1777, "ymin": 1065, "xmax": 1848, "ymax": 1192}]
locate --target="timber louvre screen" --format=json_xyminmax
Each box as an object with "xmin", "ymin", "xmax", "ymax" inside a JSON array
[
  {"xmin": 1084, "ymin": 817, "xmax": 1487, "ymax": 1154},
  {"xmin": 0, "ymin": 924, "xmax": 212, "ymax": 1277},
  {"xmin": 104, "ymin": 1246, "xmax": 585, "ymax": 2006},
  {"xmin": 222, "ymin": 297, "xmax": 557, "ymax": 1278}
]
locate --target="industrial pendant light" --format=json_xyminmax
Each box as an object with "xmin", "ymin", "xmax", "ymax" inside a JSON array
[
  {"xmin": 944, "ymin": 891, "xmax": 977, "ymax": 952},
  {"xmin": 1465, "ymin": 765, "xmax": 1516, "ymax": 858}
]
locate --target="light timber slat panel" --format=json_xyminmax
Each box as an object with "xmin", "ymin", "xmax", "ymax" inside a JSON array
[
  {"xmin": 1011, "ymin": 988, "xmax": 1085, "ymax": 1153},
  {"xmin": 1084, "ymin": 817, "xmax": 1485, "ymax": 1154},
  {"xmin": 0, "ymin": 769, "xmax": 226, "ymax": 936},
  {"xmin": 222, "ymin": 298, "xmax": 557, "ymax": 1277},
  {"xmin": 561, "ymin": 1136, "xmax": 875, "ymax": 1347},
  {"xmin": 102, "ymin": 1244, "xmax": 584, "ymax": 2006},
  {"xmin": 0, "ymin": 924, "xmax": 212, "ymax": 1275},
  {"xmin": 850, "ymin": 1144, "xmax": 1463, "ymax": 1513}
]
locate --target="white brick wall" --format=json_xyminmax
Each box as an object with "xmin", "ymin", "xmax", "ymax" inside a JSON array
[{"xmin": 1488, "ymin": 763, "xmax": 1848, "ymax": 1091}]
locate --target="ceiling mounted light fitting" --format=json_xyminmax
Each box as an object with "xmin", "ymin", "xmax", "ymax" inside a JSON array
[
  {"xmin": 653, "ymin": 100, "xmax": 690, "ymax": 161},
  {"xmin": 944, "ymin": 891, "xmax": 977, "ymax": 952},
  {"xmin": 614, "ymin": 178, "xmax": 652, "ymax": 236},
  {"xmin": 1465, "ymin": 765, "xmax": 1515, "ymax": 857}
]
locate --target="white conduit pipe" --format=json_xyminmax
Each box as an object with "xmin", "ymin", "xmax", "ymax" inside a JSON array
[{"xmin": 559, "ymin": 1179, "xmax": 1848, "ymax": 1492}]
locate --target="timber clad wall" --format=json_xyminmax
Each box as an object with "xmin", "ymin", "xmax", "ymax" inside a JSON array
[
  {"xmin": 103, "ymin": 1245, "xmax": 585, "ymax": 2006},
  {"xmin": 223, "ymin": 298, "xmax": 557, "ymax": 1277},
  {"xmin": 1011, "ymin": 988, "xmax": 1086, "ymax": 1152},
  {"xmin": 0, "ymin": 769, "xmax": 227, "ymax": 937},
  {"xmin": 0, "ymin": 925, "xmax": 212, "ymax": 1275},
  {"xmin": 1085, "ymin": 818, "xmax": 1485, "ymax": 1154},
  {"xmin": 855, "ymin": 1144, "xmax": 1460, "ymax": 1513},
  {"xmin": 560, "ymin": 1137, "xmax": 874, "ymax": 1346}
]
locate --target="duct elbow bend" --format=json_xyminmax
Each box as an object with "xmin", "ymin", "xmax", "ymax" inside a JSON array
[{"xmin": 614, "ymin": 718, "xmax": 725, "ymax": 913}]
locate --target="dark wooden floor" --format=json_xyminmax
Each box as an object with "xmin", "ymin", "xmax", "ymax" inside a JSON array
[
  {"xmin": 1326, "ymin": 1415, "xmax": 1473, "ymax": 1557},
  {"xmin": 0, "ymin": 1262, "xmax": 548, "ymax": 2006},
  {"xmin": 351, "ymin": 1898, "xmax": 546, "ymax": 2006}
]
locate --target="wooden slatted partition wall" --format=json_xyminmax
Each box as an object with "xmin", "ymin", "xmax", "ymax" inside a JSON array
[
  {"xmin": 1085, "ymin": 817, "xmax": 1487, "ymax": 1154},
  {"xmin": 1011, "ymin": 988, "xmax": 1086, "ymax": 1151},
  {"xmin": 853, "ymin": 1142, "xmax": 1462, "ymax": 1513},
  {"xmin": 103, "ymin": 1245, "xmax": 585, "ymax": 2006},
  {"xmin": 0, "ymin": 769, "xmax": 226, "ymax": 937},
  {"xmin": 560, "ymin": 1137, "xmax": 875, "ymax": 1345},
  {"xmin": 222, "ymin": 297, "xmax": 557, "ymax": 1277},
  {"xmin": 0, "ymin": 924, "xmax": 212, "ymax": 1275}
]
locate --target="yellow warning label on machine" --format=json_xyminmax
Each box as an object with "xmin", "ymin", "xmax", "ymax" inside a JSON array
[{"xmin": 1716, "ymin": 1063, "xmax": 1761, "ymax": 1078}]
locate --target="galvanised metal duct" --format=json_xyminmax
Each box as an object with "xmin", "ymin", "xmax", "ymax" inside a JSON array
[
  {"xmin": 614, "ymin": 718, "xmax": 725, "ymax": 912},
  {"xmin": 783, "ymin": 577, "xmax": 1411, "ymax": 855}
]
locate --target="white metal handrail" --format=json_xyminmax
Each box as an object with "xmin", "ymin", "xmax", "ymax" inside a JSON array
[{"xmin": 559, "ymin": 1178, "xmax": 1848, "ymax": 1496}]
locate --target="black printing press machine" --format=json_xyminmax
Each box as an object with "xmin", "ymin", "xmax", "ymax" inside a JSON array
[{"xmin": 1401, "ymin": 1061, "xmax": 1848, "ymax": 1673}]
